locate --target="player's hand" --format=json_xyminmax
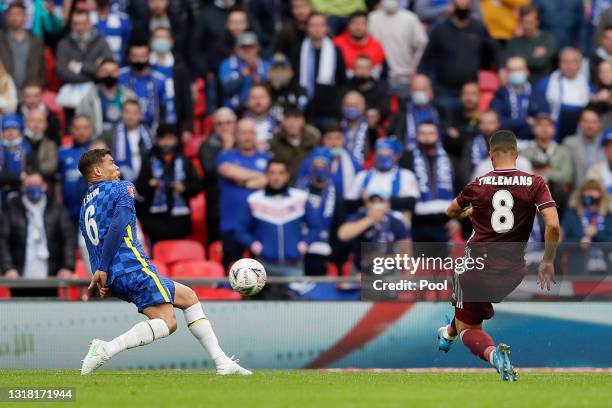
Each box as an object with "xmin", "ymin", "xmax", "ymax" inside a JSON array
[
  {"xmin": 585, "ymin": 224, "xmax": 598, "ymax": 238},
  {"xmin": 250, "ymin": 241, "xmax": 263, "ymax": 256},
  {"xmin": 173, "ymin": 181, "xmax": 185, "ymax": 194},
  {"xmin": 99, "ymin": 287, "xmax": 112, "ymax": 298},
  {"xmin": 88, "ymin": 270, "xmax": 108, "ymax": 295},
  {"xmin": 149, "ymin": 179, "xmax": 161, "ymax": 189},
  {"xmin": 459, "ymin": 206, "xmax": 473, "ymax": 219},
  {"xmin": 4, "ymin": 269, "xmax": 19, "ymax": 279},
  {"xmin": 537, "ymin": 261, "xmax": 556, "ymax": 291},
  {"xmin": 297, "ymin": 241, "xmax": 308, "ymax": 256}
]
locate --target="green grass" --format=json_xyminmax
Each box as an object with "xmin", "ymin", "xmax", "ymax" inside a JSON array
[{"xmin": 1, "ymin": 370, "xmax": 611, "ymax": 408}]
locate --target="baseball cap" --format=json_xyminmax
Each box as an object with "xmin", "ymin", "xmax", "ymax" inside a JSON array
[
  {"xmin": 1, "ymin": 114, "xmax": 24, "ymax": 132},
  {"xmin": 271, "ymin": 52, "xmax": 289, "ymax": 67},
  {"xmin": 236, "ymin": 32, "xmax": 259, "ymax": 47},
  {"xmin": 375, "ymin": 137, "xmax": 401, "ymax": 155},
  {"xmin": 310, "ymin": 147, "xmax": 332, "ymax": 167}
]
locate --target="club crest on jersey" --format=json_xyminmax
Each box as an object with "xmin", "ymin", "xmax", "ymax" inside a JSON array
[{"xmin": 127, "ymin": 185, "xmax": 136, "ymax": 199}]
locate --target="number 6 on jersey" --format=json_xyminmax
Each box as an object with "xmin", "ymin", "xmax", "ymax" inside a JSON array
[{"xmin": 84, "ymin": 205, "xmax": 99, "ymax": 246}]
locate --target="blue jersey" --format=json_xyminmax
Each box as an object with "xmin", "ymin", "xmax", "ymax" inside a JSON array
[{"xmin": 79, "ymin": 180, "xmax": 148, "ymax": 285}]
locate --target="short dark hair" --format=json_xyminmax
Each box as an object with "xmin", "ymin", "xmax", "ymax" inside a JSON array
[
  {"xmin": 78, "ymin": 149, "xmax": 112, "ymax": 180},
  {"xmin": 307, "ymin": 12, "xmax": 327, "ymax": 24},
  {"xmin": 581, "ymin": 105, "xmax": 602, "ymax": 119},
  {"xmin": 156, "ymin": 123, "xmax": 177, "ymax": 139},
  {"xmin": 99, "ymin": 57, "xmax": 119, "ymax": 67},
  {"xmin": 519, "ymin": 4, "xmax": 539, "ymax": 18},
  {"xmin": 283, "ymin": 104, "xmax": 303, "ymax": 118},
  {"xmin": 348, "ymin": 11, "xmax": 368, "ymax": 23},
  {"xmin": 71, "ymin": 8, "xmax": 89, "ymax": 22},
  {"xmin": 417, "ymin": 120, "xmax": 438, "ymax": 130},
  {"xmin": 321, "ymin": 121, "xmax": 343, "ymax": 135},
  {"xmin": 22, "ymin": 80, "xmax": 44, "ymax": 91},
  {"xmin": 7, "ymin": 1, "xmax": 26, "ymax": 12},
  {"xmin": 489, "ymin": 130, "xmax": 518, "ymax": 154},
  {"xmin": 266, "ymin": 158, "xmax": 289, "ymax": 171},
  {"xmin": 123, "ymin": 99, "xmax": 141, "ymax": 109},
  {"xmin": 71, "ymin": 114, "xmax": 93, "ymax": 126}
]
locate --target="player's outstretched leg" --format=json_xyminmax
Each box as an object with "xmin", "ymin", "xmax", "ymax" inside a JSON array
[
  {"xmin": 81, "ymin": 303, "xmax": 175, "ymax": 375},
  {"xmin": 174, "ymin": 282, "xmax": 252, "ymax": 375},
  {"xmin": 455, "ymin": 317, "xmax": 517, "ymax": 382},
  {"xmin": 437, "ymin": 316, "xmax": 457, "ymax": 352}
]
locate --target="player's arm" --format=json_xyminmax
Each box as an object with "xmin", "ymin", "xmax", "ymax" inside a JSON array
[
  {"xmin": 537, "ymin": 206, "xmax": 561, "ymax": 291},
  {"xmin": 446, "ymin": 199, "xmax": 473, "ymax": 220}
]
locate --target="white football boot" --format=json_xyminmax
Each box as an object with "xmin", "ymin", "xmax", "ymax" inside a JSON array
[
  {"xmin": 215, "ymin": 356, "xmax": 252, "ymax": 376},
  {"xmin": 80, "ymin": 339, "xmax": 111, "ymax": 375}
]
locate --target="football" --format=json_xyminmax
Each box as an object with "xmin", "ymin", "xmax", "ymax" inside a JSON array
[{"xmin": 229, "ymin": 258, "xmax": 267, "ymax": 296}]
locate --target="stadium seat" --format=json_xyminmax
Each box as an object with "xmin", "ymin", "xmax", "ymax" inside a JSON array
[
  {"xmin": 193, "ymin": 78, "xmax": 206, "ymax": 136},
  {"xmin": 478, "ymin": 70, "xmax": 499, "ymax": 111},
  {"xmin": 326, "ymin": 262, "xmax": 339, "ymax": 277},
  {"xmin": 152, "ymin": 240, "xmax": 206, "ymax": 267},
  {"xmin": 188, "ymin": 193, "xmax": 207, "ymax": 245},
  {"xmin": 44, "ymin": 47, "xmax": 60, "ymax": 92},
  {"xmin": 0, "ymin": 286, "xmax": 10, "ymax": 299},
  {"xmin": 208, "ymin": 241, "xmax": 223, "ymax": 265},
  {"xmin": 60, "ymin": 259, "xmax": 89, "ymax": 301},
  {"xmin": 42, "ymin": 90, "xmax": 66, "ymax": 132},
  {"xmin": 151, "ymin": 259, "xmax": 169, "ymax": 277},
  {"xmin": 170, "ymin": 260, "xmax": 242, "ymax": 300},
  {"xmin": 184, "ymin": 136, "xmax": 204, "ymax": 159}
]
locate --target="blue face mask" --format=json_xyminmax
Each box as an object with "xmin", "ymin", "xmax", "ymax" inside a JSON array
[
  {"xmin": 2, "ymin": 137, "xmax": 23, "ymax": 148},
  {"xmin": 508, "ymin": 72, "xmax": 527, "ymax": 86},
  {"xmin": 375, "ymin": 155, "xmax": 395, "ymax": 172},
  {"xmin": 310, "ymin": 167, "xmax": 329, "ymax": 183},
  {"xmin": 330, "ymin": 147, "xmax": 344, "ymax": 157},
  {"xmin": 411, "ymin": 91, "xmax": 429, "ymax": 106},
  {"xmin": 152, "ymin": 38, "xmax": 172, "ymax": 54},
  {"xmin": 343, "ymin": 107, "xmax": 362, "ymax": 121},
  {"xmin": 24, "ymin": 186, "xmax": 44, "ymax": 203}
]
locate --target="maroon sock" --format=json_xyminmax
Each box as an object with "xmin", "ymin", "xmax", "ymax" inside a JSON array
[
  {"xmin": 460, "ymin": 329, "xmax": 496, "ymax": 362},
  {"xmin": 448, "ymin": 318, "xmax": 458, "ymax": 337}
]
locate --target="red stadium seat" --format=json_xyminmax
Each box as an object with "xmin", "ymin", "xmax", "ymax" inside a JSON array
[
  {"xmin": 44, "ymin": 47, "xmax": 60, "ymax": 92},
  {"xmin": 0, "ymin": 286, "xmax": 10, "ymax": 299},
  {"xmin": 208, "ymin": 241, "xmax": 223, "ymax": 265},
  {"xmin": 152, "ymin": 240, "xmax": 206, "ymax": 267},
  {"xmin": 170, "ymin": 260, "xmax": 242, "ymax": 300},
  {"xmin": 326, "ymin": 262, "xmax": 339, "ymax": 277},
  {"xmin": 478, "ymin": 70, "xmax": 499, "ymax": 92},
  {"xmin": 151, "ymin": 259, "xmax": 170, "ymax": 277},
  {"xmin": 184, "ymin": 136, "xmax": 204, "ymax": 159},
  {"xmin": 42, "ymin": 90, "xmax": 66, "ymax": 132},
  {"xmin": 188, "ymin": 193, "xmax": 207, "ymax": 245},
  {"xmin": 60, "ymin": 259, "xmax": 89, "ymax": 301}
]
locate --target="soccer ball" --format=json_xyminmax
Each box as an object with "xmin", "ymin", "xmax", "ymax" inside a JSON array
[{"xmin": 229, "ymin": 258, "xmax": 267, "ymax": 296}]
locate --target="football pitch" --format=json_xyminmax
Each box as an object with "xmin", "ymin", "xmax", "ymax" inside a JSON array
[{"xmin": 1, "ymin": 370, "xmax": 612, "ymax": 408}]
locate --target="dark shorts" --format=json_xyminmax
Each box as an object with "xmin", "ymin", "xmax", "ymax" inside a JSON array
[
  {"xmin": 110, "ymin": 268, "xmax": 175, "ymax": 314},
  {"xmin": 454, "ymin": 302, "xmax": 495, "ymax": 325}
]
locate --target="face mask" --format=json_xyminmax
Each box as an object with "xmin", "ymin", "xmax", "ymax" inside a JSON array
[
  {"xmin": 382, "ymin": 0, "xmax": 400, "ymax": 13},
  {"xmin": 453, "ymin": 7, "xmax": 471, "ymax": 21},
  {"xmin": 159, "ymin": 145, "xmax": 176, "ymax": 155},
  {"xmin": 419, "ymin": 141, "xmax": 438, "ymax": 156},
  {"xmin": 269, "ymin": 72, "xmax": 290, "ymax": 89},
  {"xmin": 354, "ymin": 76, "xmax": 373, "ymax": 86},
  {"xmin": 310, "ymin": 167, "xmax": 329, "ymax": 183},
  {"xmin": 24, "ymin": 186, "xmax": 44, "ymax": 203},
  {"xmin": 71, "ymin": 31, "xmax": 92, "ymax": 43},
  {"xmin": 99, "ymin": 76, "xmax": 118, "ymax": 88},
  {"xmin": 371, "ymin": 202, "xmax": 387, "ymax": 211},
  {"xmin": 152, "ymin": 39, "xmax": 172, "ymax": 54},
  {"xmin": 214, "ymin": 0, "xmax": 235, "ymax": 9},
  {"xmin": 343, "ymin": 107, "xmax": 362, "ymax": 121},
  {"xmin": 583, "ymin": 196, "xmax": 600, "ymax": 207},
  {"xmin": 25, "ymin": 129, "xmax": 44, "ymax": 142},
  {"xmin": 130, "ymin": 61, "xmax": 148, "ymax": 72},
  {"xmin": 411, "ymin": 91, "xmax": 430, "ymax": 106},
  {"xmin": 330, "ymin": 147, "xmax": 343, "ymax": 157},
  {"xmin": 375, "ymin": 155, "xmax": 395, "ymax": 172},
  {"xmin": 2, "ymin": 136, "xmax": 23, "ymax": 148},
  {"xmin": 508, "ymin": 72, "xmax": 527, "ymax": 86}
]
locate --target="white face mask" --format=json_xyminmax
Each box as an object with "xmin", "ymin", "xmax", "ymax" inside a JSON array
[
  {"xmin": 382, "ymin": 0, "xmax": 400, "ymax": 13},
  {"xmin": 214, "ymin": 0, "xmax": 235, "ymax": 9}
]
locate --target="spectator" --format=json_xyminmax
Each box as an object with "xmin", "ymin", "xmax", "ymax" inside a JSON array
[
  {"xmin": 297, "ymin": 122, "xmax": 361, "ymax": 198},
  {"xmin": 491, "ymin": 56, "xmax": 549, "ymax": 141},
  {"xmin": 310, "ymin": 0, "xmax": 367, "ymax": 35},
  {"xmin": 23, "ymin": 108, "xmax": 58, "ymax": 180},
  {"xmin": 103, "ymin": 99, "xmax": 154, "ymax": 182},
  {"xmin": 563, "ymin": 107, "xmax": 606, "ymax": 189},
  {"xmin": 276, "ymin": 0, "xmax": 312, "ymax": 58},
  {"xmin": 18, "ymin": 81, "xmax": 61, "ymax": 145},
  {"xmin": 294, "ymin": 12, "xmax": 347, "ymax": 127},
  {"xmin": 402, "ymin": 121, "xmax": 454, "ymax": 242},
  {"xmin": 0, "ymin": 1, "xmax": 45, "ymax": 90},
  {"xmin": 538, "ymin": 48, "xmax": 594, "ymax": 141},
  {"xmin": 297, "ymin": 147, "xmax": 346, "ymax": 276},
  {"xmin": 341, "ymin": 90, "xmax": 377, "ymax": 164},
  {"xmin": 56, "ymin": 9, "xmax": 112, "ymax": 85},
  {"xmin": 0, "ymin": 114, "xmax": 31, "ymax": 204},
  {"xmin": 136, "ymin": 124, "xmax": 201, "ymax": 246},
  {"xmin": 389, "ymin": 74, "xmax": 441, "ymax": 151},
  {"xmin": 338, "ymin": 189, "xmax": 411, "ymax": 274},
  {"xmin": 345, "ymin": 137, "xmax": 420, "ymax": 212},
  {"xmin": 91, "ymin": 0, "xmax": 132, "ymax": 65},
  {"xmin": 267, "ymin": 52, "xmax": 309, "ymax": 120},
  {"xmin": 444, "ymin": 81, "xmax": 481, "ymax": 160},
  {"xmin": 149, "ymin": 27, "xmax": 193, "ymax": 141},
  {"xmin": 198, "ymin": 107, "xmax": 237, "ymax": 244},
  {"xmin": 506, "ymin": 5, "xmax": 557, "ymax": 85},
  {"xmin": 522, "ymin": 113, "xmax": 574, "ymax": 216},
  {"xmin": 348, "ymin": 54, "xmax": 390, "ymax": 126},
  {"xmin": 534, "ymin": 0, "xmax": 584, "ymax": 50},
  {"xmin": 219, "ymin": 31, "xmax": 270, "ymax": 111},
  {"xmin": 413, "ymin": 0, "xmax": 481, "ymax": 25},
  {"xmin": 0, "ymin": 172, "xmax": 75, "ymax": 297},
  {"xmin": 590, "ymin": 25, "xmax": 612, "ymax": 82},
  {"xmin": 235, "ymin": 159, "xmax": 320, "ymax": 277},
  {"xmin": 55, "ymin": 115, "xmax": 93, "ymax": 225},
  {"xmin": 480, "ymin": 0, "xmax": 529, "ymax": 43},
  {"xmin": 369, "ymin": 0, "xmax": 428, "ymax": 98},
  {"xmin": 243, "ymin": 84, "xmax": 277, "ymax": 152},
  {"xmin": 216, "ymin": 118, "xmax": 269, "ymax": 268},
  {"xmin": 245, "ymin": 0, "xmax": 291, "ymax": 55},
  {"xmin": 119, "ymin": 42, "xmax": 170, "ymax": 129},
  {"xmin": 0, "ymin": 60, "xmax": 18, "ymax": 114},
  {"xmin": 77, "ymin": 58, "xmax": 136, "ymax": 138},
  {"xmin": 590, "ymin": 60, "xmax": 612, "ymax": 127},
  {"xmin": 269, "ymin": 105, "xmax": 320, "ymax": 182},
  {"xmin": 561, "ymin": 179, "xmax": 612, "ymax": 274},
  {"xmin": 333, "ymin": 11, "xmax": 386, "ymax": 78},
  {"xmin": 418, "ymin": 0, "xmax": 497, "ymax": 115},
  {"xmin": 586, "ymin": 129, "xmax": 612, "ymax": 194}
]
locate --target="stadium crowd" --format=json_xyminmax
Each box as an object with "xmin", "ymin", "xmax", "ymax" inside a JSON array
[{"xmin": 0, "ymin": 0, "xmax": 611, "ymax": 299}]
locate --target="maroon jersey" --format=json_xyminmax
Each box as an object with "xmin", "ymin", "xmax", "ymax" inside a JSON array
[{"xmin": 456, "ymin": 169, "xmax": 556, "ymax": 243}]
